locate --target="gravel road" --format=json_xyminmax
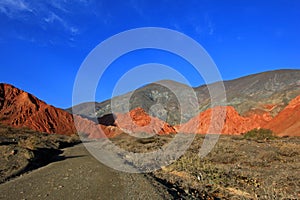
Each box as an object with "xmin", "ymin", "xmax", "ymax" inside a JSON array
[{"xmin": 0, "ymin": 144, "xmax": 172, "ymax": 200}]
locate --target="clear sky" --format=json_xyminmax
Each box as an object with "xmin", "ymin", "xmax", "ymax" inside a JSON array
[{"xmin": 0, "ymin": 0, "xmax": 299, "ymax": 108}]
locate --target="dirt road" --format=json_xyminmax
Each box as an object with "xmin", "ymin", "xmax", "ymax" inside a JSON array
[{"xmin": 0, "ymin": 144, "xmax": 171, "ymax": 200}]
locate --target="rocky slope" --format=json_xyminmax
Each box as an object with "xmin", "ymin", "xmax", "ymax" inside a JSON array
[
  {"xmin": 178, "ymin": 106, "xmax": 262, "ymax": 135},
  {"xmin": 216, "ymin": 69, "xmax": 300, "ymax": 116},
  {"xmin": 0, "ymin": 83, "xmax": 76, "ymax": 135},
  {"xmin": 73, "ymin": 107, "xmax": 176, "ymax": 139},
  {"xmin": 115, "ymin": 107, "xmax": 176, "ymax": 135},
  {"xmin": 264, "ymin": 95, "xmax": 300, "ymax": 136},
  {"xmin": 0, "ymin": 83, "xmax": 175, "ymax": 138},
  {"xmin": 0, "ymin": 84, "xmax": 121, "ymax": 137},
  {"xmin": 70, "ymin": 80, "xmax": 197, "ymax": 125},
  {"xmin": 71, "ymin": 69, "xmax": 300, "ymax": 126},
  {"xmin": 178, "ymin": 94, "xmax": 300, "ymax": 136},
  {"xmin": 78, "ymin": 100, "xmax": 300, "ymax": 137},
  {"xmin": 1, "ymin": 69, "xmax": 300, "ymax": 138},
  {"xmin": 73, "ymin": 115, "xmax": 122, "ymax": 138}
]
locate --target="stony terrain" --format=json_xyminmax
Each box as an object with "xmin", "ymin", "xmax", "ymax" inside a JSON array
[
  {"xmin": 1, "ymin": 124, "xmax": 299, "ymax": 199},
  {"xmin": 0, "ymin": 124, "xmax": 80, "ymax": 183},
  {"xmin": 0, "ymin": 143, "xmax": 171, "ymax": 200},
  {"xmin": 110, "ymin": 132, "xmax": 300, "ymax": 199}
]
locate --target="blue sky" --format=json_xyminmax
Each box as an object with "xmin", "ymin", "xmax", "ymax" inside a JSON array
[{"xmin": 0, "ymin": 0, "xmax": 299, "ymax": 108}]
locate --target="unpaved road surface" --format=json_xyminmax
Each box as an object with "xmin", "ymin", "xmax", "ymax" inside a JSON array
[{"xmin": 0, "ymin": 144, "xmax": 171, "ymax": 200}]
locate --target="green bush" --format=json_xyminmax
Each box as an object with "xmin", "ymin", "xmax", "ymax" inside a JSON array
[{"xmin": 243, "ymin": 128, "xmax": 275, "ymax": 140}]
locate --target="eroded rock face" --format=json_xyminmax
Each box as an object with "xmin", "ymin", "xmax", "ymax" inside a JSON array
[
  {"xmin": 115, "ymin": 107, "xmax": 176, "ymax": 135},
  {"xmin": 73, "ymin": 115, "xmax": 122, "ymax": 138},
  {"xmin": 264, "ymin": 95, "xmax": 300, "ymax": 136},
  {"xmin": 244, "ymin": 109, "xmax": 273, "ymax": 127},
  {"xmin": 179, "ymin": 106, "xmax": 266, "ymax": 135},
  {"xmin": 178, "ymin": 95, "xmax": 300, "ymax": 136},
  {"xmin": 0, "ymin": 84, "xmax": 76, "ymax": 135}
]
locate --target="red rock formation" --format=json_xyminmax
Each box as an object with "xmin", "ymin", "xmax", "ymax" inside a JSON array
[
  {"xmin": 264, "ymin": 95, "xmax": 300, "ymax": 136},
  {"xmin": 1, "ymin": 83, "xmax": 299, "ymax": 138},
  {"xmin": 71, "ymin": 107, "xmax": 176, "ymax": 138},
  {"xmin": 179, "ymin": 106, "xmax": 262, "ymax": 135},
  {"xmin": 0, "ymin": 84, "xmax": 174, "ymax": 138},
  {"xmin": 115, "ymin": 107, "xmax": 176, "ymax": 135},
  {"xmin": 73, "ymin": 115, "xmax": 122, "ymax": 138},
  {"xmin": 244, "ymin": 109, "xmax": 273, "ymax": 126},
  {"xmin": 0, "ymin": 83, "xmax": 76, "ymax": 135}
]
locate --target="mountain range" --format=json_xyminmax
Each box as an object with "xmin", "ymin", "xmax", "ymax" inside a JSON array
[
  {"xmin": 71, "ymin": 69, "xmax": 300, "ymax": 124},
  {"xmin": 1, "ymin": 69, "xmax": 300, "ymax": 137}
]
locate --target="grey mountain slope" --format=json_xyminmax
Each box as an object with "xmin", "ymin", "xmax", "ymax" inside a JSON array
[
  {"xmin": 69, "ymin": 69, "xmax": 300, "ymax": 125},
  {"xmin": 223, "ymin": 69, "xmax": 300, "ymax": 115}
]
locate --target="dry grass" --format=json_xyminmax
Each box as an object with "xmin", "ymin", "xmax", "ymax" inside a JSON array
[{"xmin": 111, "ymin": 133, "xmax": 300, "ymax": 199}]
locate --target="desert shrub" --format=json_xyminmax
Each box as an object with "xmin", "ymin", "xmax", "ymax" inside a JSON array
[{"xmin": 243, "ymin": 128, "xmax": 275, "ymax": 140}]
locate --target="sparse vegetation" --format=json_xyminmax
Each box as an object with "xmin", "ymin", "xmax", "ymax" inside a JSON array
[
  {"xmin": 243, "ymin": 128, "xmax": 276, "ymax": 140},
  {"xmin": 110, "ymin": 133, "xmax": 300, "ymax": 199},
  {"xmin": 0, "ymin": 124, "xmax": 81, "ymax": 183}
]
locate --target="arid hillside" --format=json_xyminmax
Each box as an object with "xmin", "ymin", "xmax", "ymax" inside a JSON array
[
  {"xmin": 1, "ymin": 75, "xmax": 300, "ymax": 138},
  {"xmin": 71, "ymin": 69, "xmax": 300, "ymax": 126},
  {"xmin": 0, "ymin": 83, "xmax": 76, "ymax": 135}
]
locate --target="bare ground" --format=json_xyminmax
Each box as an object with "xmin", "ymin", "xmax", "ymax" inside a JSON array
[
  {"xmin": 110, "ymin": 133, "xmax": 300, "ymax": 199},
  {"xmin": 1, "ymin": 124, "xmax": 300, "ymax": 199},
  {"xmin": 0, "ymin": 124, "xmax": 80, "ymax": 183},
  {"xmin": 0, "ymin": 144, "xmax": 172, "ymax": 200}
]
